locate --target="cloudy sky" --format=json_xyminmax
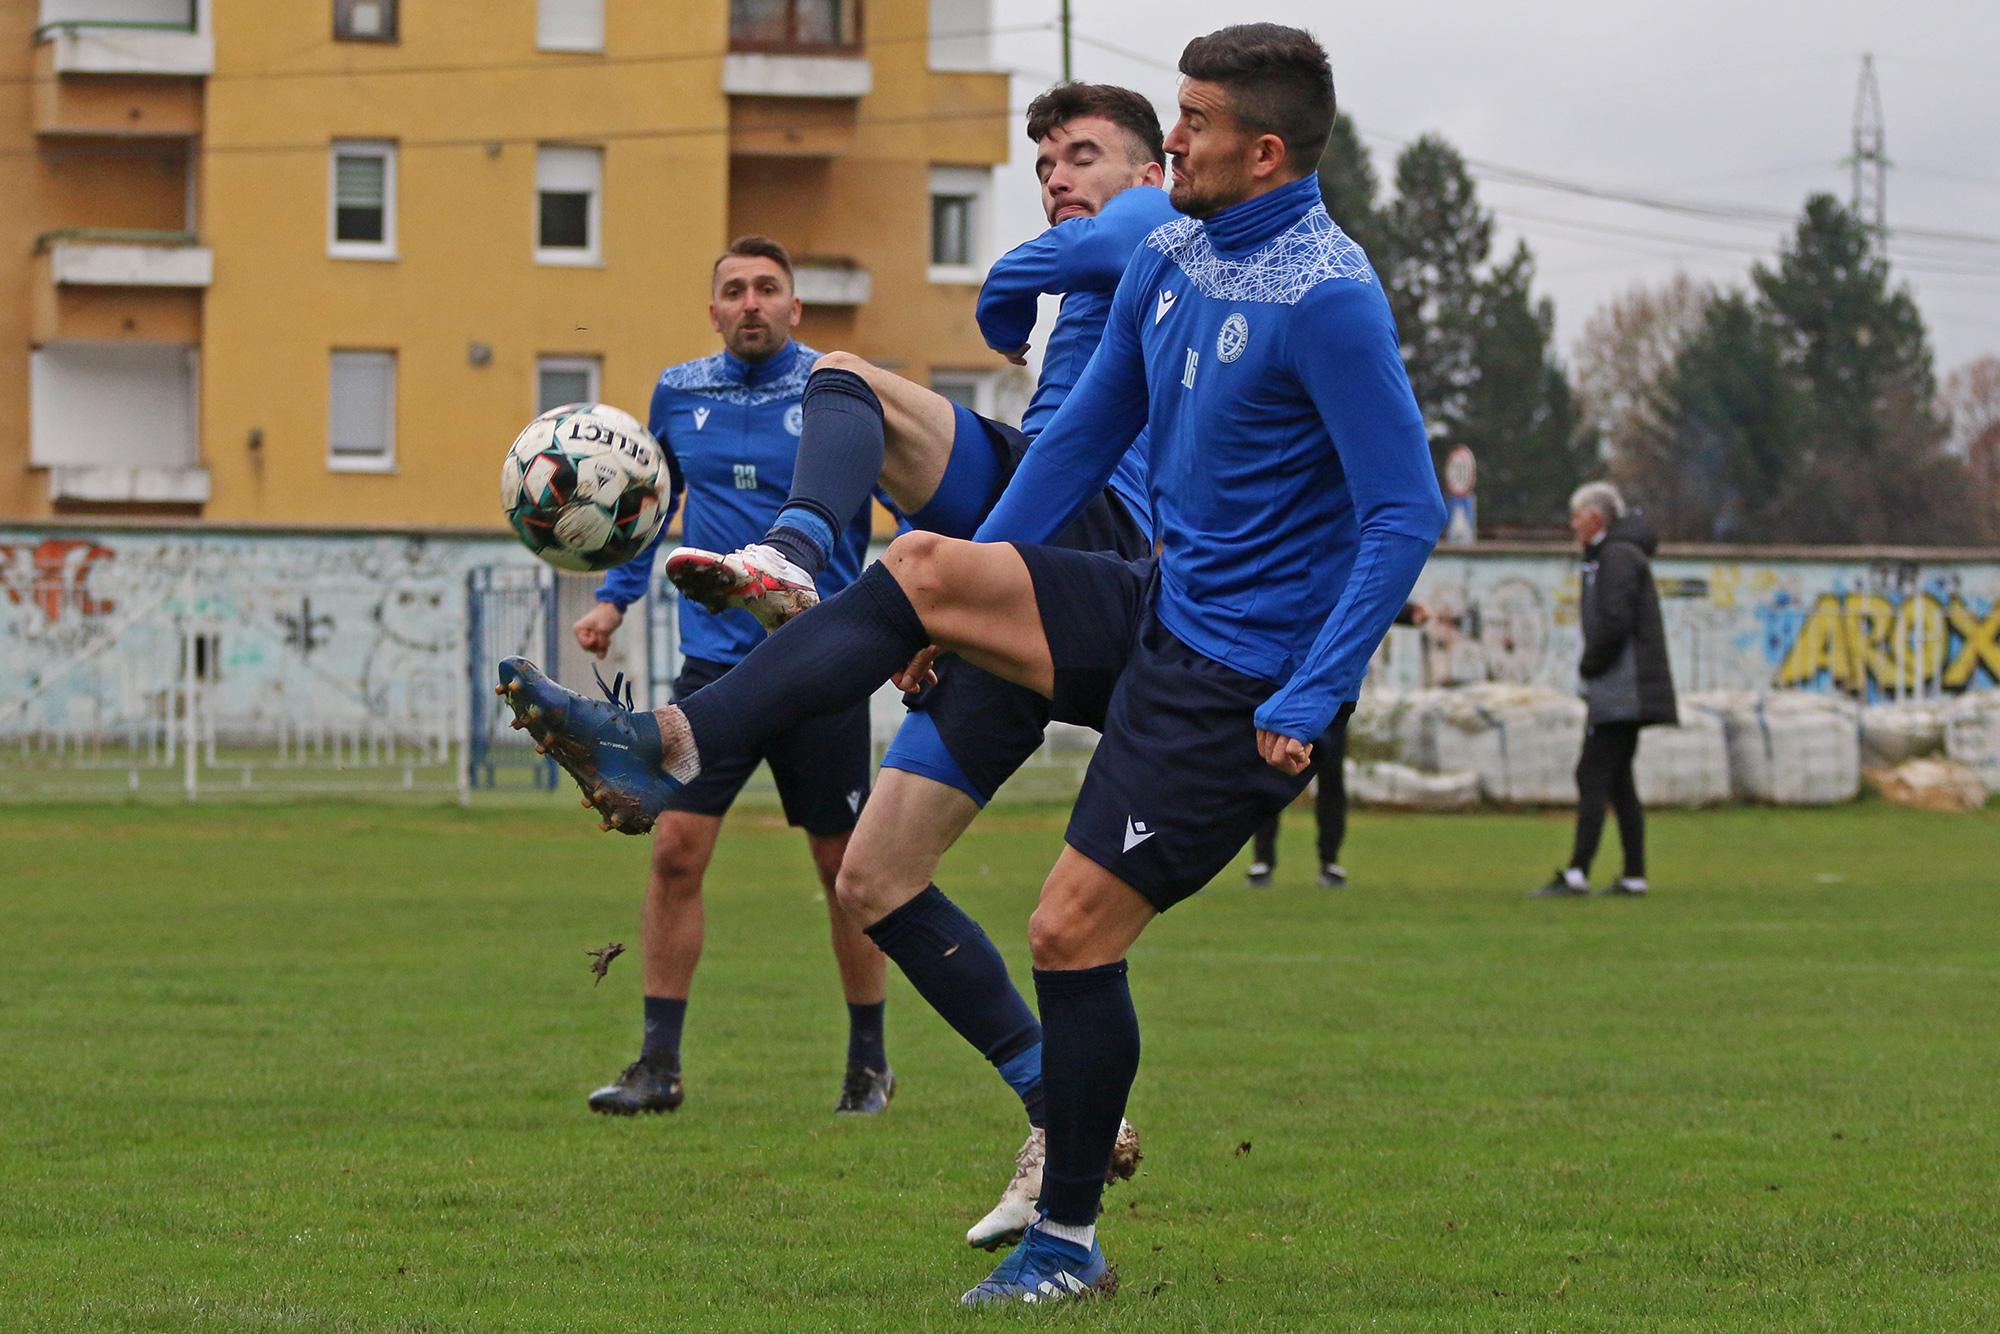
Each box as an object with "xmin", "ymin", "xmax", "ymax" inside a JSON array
[{"xmin": 983, "ymin": 0, "xmax": 1999, "ymax": 378}]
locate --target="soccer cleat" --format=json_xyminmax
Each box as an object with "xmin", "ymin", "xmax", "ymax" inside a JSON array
[
  {"xmin": 664, "ymin": 542, "xmax": 819, "ymax": 632},
  {"xmin": 1244, "ymin": 861, "xmax": 1274, "ymax": 888},
  {"xmin": 1604, "ymin": 877, "xmax": 1649, "ymax": 896},
  {"xmin": 588, "ymin": 1056, "xmax": 685, "ymax": 1115},
  {"xmin": 1318, "ymin": 863, "xmax": 1348, "ymax": 889},
  {"xmin": 967, "ymin": 1119, "xmax": 1143, "ymax": 1251},
  {"xmin": 1532, "ymin": 867, "xmax": 1591, "ymax": 897},
  {"xmin": 960, "ymin": 1220, "xmax": 1115, "ymax": 1307},
  {"xmin": 834, "ymin": 1065, "xmax": 895, "ymax": 1115},
  {"xmin": 496, "ymin": 657, "xmax": 683, "ymax": 835}
]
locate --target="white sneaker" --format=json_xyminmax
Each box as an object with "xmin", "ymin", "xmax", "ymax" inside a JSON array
[
  {"xmin": 663, "ymin": 542, "xmax": 818, "ymax": 631},
  {"xmin": 965, "ymin": 1119, "xmax": 1143, "ymax": 1250}
]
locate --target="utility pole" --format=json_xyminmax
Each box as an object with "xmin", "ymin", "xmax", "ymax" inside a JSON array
[
  {"xmin": 1060, "ymin": 0, "xmax": 1072, "ymax": 81},
  {"xmin": 1847, "ymin": 53, "xmax": 1888, "ymax": 256}
]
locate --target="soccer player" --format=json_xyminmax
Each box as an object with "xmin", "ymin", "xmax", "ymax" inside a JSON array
[
  {"xmin": 497, "ymin": 23, "xmax": 1443, "ymax": 1304},
  {"xmin": 667, "ymin": 83, "xmax": 1177, "ymax": 1249},
  {"xmin": 567, "ymin": 235, "xmax": 892, "ymax": 1119}
]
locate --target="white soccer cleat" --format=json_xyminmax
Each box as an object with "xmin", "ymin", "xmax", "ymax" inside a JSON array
[
  {"xmin": 966, "ymin": 1118, "xmax": 1143, "ymax": 1250},
  {"xmin": 663, "ymin": 542, "xmax": 818, "ymax": 632}
]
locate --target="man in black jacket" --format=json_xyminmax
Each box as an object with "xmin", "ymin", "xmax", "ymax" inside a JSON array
[{"xmin": 1535, "ymin": 482, "xmax": 1678, "ymax": 898}]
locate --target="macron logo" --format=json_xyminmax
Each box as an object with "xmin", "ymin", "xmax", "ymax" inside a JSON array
[
  {"xmin": 692, "ymin": 407, "xmax": 711, "ymax": 431},
  {"xmin": 1154, "ymin": 289, "xmax": 1178, "ymax": 325},
  {"xmin": 1123, "ymin": 817, "xmax": 1155, "ymax": 853}
]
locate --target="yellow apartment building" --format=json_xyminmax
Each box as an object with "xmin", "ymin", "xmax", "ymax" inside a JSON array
[{"xmin": 3, "ymin": 0, "xmax": 1012, "ymax": 528}]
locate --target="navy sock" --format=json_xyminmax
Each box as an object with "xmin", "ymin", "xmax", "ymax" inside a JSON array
[
  {"xmin": 761, "ymin": 368, "xmax": 885, "ymax": 576},
  {"xmin": 641, "ymin": 995, "xmax": 686, "ymax": 1067},
  {"xmin": 846, "ymin": 1001, "xmax": 887, "ymax": 1071},
  {"xmin": 866, "ymin": 885, "xmax": 1046, "ymax": 1128},
  {"xmin": 1034, "ymin": 961, "xmax": 1140, "ymax": 1226},
  {"xmin": 677, "ymin": 561, "xmax": 928, "ymax": 763}
]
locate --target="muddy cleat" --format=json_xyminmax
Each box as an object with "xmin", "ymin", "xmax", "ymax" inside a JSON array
[
  {"xmin": 588, "ymin": 1055, "xmax": 684, "ymax": 1115},
  {"xmin": 834, "ymin": 1065, "xmax": 895, "ymax": 1115},
  {"xmin": 496, "ymin": 657, "xmax": 682, "ymax": 835},
  {"xmin": 960, "ymin": 1220, "xmax": 1115, "ymax": 1307},
  {"xmin": 664, "ymin": 543, "xmax": 818, "ymax": 632},
  {"xmin": 967, "ymin": 1119, "xmax": 1142, "ymax": 1251},
  {"xmin": 1532, "ymin": 867, "xmax": 1591, "ymax": 897}
]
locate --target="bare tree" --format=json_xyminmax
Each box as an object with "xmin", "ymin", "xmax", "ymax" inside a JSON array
[{"xmin": 1942, "ymin": 356, "xmax": 2000, "ymax": 538}]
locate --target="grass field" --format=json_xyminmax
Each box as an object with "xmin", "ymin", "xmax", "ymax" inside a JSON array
[{"xmin": 4, "ymin": 798, "xmax": 1998, "ymax": 1331}]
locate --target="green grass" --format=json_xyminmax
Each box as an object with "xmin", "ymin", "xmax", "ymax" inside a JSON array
[{"xmin": 3, "ymin": 800, "xmax": 1998, "ymax": 1331}]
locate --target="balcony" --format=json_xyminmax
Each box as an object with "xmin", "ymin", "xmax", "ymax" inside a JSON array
[
  {"xmin": 38, "ymin": 229, "xmax": 213, "ymax": 287},
  {"xmin": 34, "ymin": 5, "xmax": 212, "ymax": 79},
  {"xmin": 726, "ymin": 0, "xmax": 869, "ymax": 100},
  {"xmin": 30, "ymin": 341, "xmax": 206, "ymax": 507},
  {"xmin": 32, "ymin": 231, "xmax": 209, "ymax": 344},
  {"xmin": 792, "ymin": 259, "xmax": 871, "ymax": 307}
]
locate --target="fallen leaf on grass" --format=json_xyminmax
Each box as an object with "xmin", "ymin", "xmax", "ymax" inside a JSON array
[
  {"xmin": 586, "ymin": 942, "xmax": 625, "ymax": 985},
  {"xmin": 1234, "ymin": 1140, "xmax": 1252, "ymax": 1157}
]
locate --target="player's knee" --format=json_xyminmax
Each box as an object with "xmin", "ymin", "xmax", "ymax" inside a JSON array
[
  {"xmin": 882, "ymin": 529, "xmax": 953, "ymax": 610},
  {"xmin": 812, "ymin": 350, "xmax": 871, "ymax": 379},
  {"xmin": 649, "ymin": 830, "xmax": 706, "ymax": 898},
  {"xmin": 1027, "ymin": 902, "xmax": 1088, "ymax": 970}
]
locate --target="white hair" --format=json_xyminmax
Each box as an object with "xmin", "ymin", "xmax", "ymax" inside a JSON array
[{"xmin": 1568, "ymin": 481, "xmax": 1625, "ymax": 521}]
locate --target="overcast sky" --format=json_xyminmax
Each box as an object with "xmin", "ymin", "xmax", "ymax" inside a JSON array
[{"xmin": 985, "ymin": 0, "xmax": 2000, "ymax": 380}]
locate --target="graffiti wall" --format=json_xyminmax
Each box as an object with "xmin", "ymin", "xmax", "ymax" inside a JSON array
[
  {"xmin": 0, "ymin": 526, "xmax": 540, "ymax": 743},
  {"xmin": 3, "ymin": 526, "xmax": 1995, "ymax": 754},
  {"xmin": 1398, "ymin": 550, "xmax": 1999, "ymax": 700}
]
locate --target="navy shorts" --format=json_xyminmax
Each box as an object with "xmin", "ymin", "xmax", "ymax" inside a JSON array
[
  {"xmin": 1013, "ymin": 547, "xmax": 1347, "ymax": 912},
  {"xmin": 882, "ymin": 414, "xmax": 1154, "ymax": 805},
  {"xmin": 665, "ymin": 656, "xmax": 870, "ymax": 835}
]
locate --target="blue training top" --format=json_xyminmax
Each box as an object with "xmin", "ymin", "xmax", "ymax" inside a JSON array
[
  {"xmin": 976, "ymin": 174, "xmax": 1446, "ymax": 743},
  {"xmin": 595, "ymin": 340, "xmax": 872, "ymax": 666},
  {"xmin": 976, "ymin": 184, "xmax": 1181, "ymax": 535}
]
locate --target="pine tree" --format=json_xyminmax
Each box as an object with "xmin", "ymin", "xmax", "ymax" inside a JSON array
[
  {"xmin": 1380, "ymin": 135, "xmax": 1491, "ymax": 458},
  {"xmin": 1315, "ymin": 113, "xmax": 1386, "ymax": 260}
]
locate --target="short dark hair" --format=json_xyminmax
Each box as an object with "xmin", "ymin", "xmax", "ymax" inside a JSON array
[
  {"xmin": 1177, "ymin": 24, "xmax": 1335, "ymax": 176},
  {"xmin": 712, "ymin": 234, "xmax": 793, "ymax": 286},
  {"xmin": 1023, "ymin": 82, "xmax": 1166, "ymax": 167}
]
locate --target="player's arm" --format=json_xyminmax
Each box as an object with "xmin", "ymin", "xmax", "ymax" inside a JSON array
[
  {"xmin": 579, "ymin": 390, "xmax": 687, "ymax": 654},
  {"xmin": 975, "ymin": 189, "xmax": 1173, "ymax": 358},
  {"xmin": 1254, "ymin": 284, "xmax": 1447, "ymax": 756},
  {"xmin": 973, "ymin": 253, "xmax": 1155, "ymax": 546},
  {"xmin": 1577, "ymin": 544, "xmax": 1639, "ymax": 679}
]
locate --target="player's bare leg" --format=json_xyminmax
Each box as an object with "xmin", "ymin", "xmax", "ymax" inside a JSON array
[
  {"xmin": 666, "ymin": 354, "xmax": 965, "ymax": 630},
  {"xmin": 806, "ymin": 829, "xmax": 895, "ymax": 1114},
  {"xmin": 588, "ymin": 811, "xmax": 723, "ymax": 1114}
]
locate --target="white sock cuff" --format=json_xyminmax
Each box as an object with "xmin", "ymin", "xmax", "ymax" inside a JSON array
[{"xmin": 1037, "ymin": 1217, "xmax": 1096, "ymax": 1250}]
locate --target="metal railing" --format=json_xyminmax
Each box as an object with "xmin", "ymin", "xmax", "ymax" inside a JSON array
[{"xmin": 728, "ymin": 0, "xmax": 864, "ymax": 54}]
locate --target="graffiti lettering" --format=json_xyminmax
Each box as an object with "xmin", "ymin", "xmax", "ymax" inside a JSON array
[
  {"xmin": 1773, "ymin": 592, "xmax": 1999, "ymax": 694},
  {"xmin": 0, "ymin": 539, "xmax": 117, "ymax": 623}
]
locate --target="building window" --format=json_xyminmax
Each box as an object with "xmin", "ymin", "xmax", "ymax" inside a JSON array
[
  {"xmin": 334, "ymin": 0, "xmax": 397, "ymax": 41},
  {"xmin": 930, "ymin": 370, "xmax": 996, "ymax": 417},
  {"xmin": 729, "ymin": 0, "xmax": 862, "ymax": 52},
  {"xmin": 329, "ymin": 141, "xmax": 396, "ymax": 260},
  {"xmin": 329, "ymin": 350, "xmax": 396, "ymax": 471},
  {"xmin": 536, "ymin": 146, "xmax": 603, "ymax": 265},
  {"xmin": 537, "ymin": 356, "xmax": 601, "ymax": 413},
  {"xmin": 928, "ymin": 166, "xmax": 990, "ymax": 283},
  {"xmin": 538, "ymin": 0, "xmax": 605, "ymax": 51}
]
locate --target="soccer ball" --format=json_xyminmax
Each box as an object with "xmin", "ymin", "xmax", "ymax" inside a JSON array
[{"xmin": 501, "ymin": 403, "xmax": 670, "ymax": 572}]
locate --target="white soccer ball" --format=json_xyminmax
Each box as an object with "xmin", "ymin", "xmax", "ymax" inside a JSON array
[{"xmin": 501, "ymin": 403, "xmax": 670, "ymax": 572}]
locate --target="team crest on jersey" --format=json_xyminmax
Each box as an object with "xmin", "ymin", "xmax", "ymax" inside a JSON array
[
  {"xmin": 1216, "ymin": 313, "xmax": 1250, "ymax": 363},
  {"xmin": 783, "ymin": 404, "xmax": 805, "ymax": 436}
]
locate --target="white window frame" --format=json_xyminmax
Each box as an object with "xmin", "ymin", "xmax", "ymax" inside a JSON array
[
  {"xmin": 928, "ymin": 369, "xmax": 999, "ymax": 418},
  {"xmin": 333, "ymin": 0, "xmax": 396, "ymax": 42},
  {"xmin": 328, "ymin": 140, "xmax": 396, "ymax": 261},
  {"xmin": 536, "ymin": 355, "xmax": 601, "ymax": 414},
  {"xmin": 537, "ymin": 0, "xmax": 604, "ymax": 52},
  {"xmin": 928, "ymin": 165, "xmax": 990, "ymax": 285},
  {"xmin": 328, "ymin": 349, "xmax": 397, "ymax": 473},
  {"xmin": 536, "ymin": 145, "xmax": 604, "ymax": 266}
]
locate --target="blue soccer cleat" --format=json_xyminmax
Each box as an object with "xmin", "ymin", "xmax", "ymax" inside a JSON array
[
  {"xmin": 495, "ymin": 657, "xmax": 682, "ymax": 835},
  {"xmin": 959, "ymin": 1221, "xmax": 1116, "ymax": 1307}
]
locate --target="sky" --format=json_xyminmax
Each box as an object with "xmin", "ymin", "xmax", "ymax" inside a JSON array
[{"xmin": 983, "ymin": 0, "xmax": 2000, "ymax": 380}]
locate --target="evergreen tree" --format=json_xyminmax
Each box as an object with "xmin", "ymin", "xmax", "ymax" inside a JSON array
[
  {"xmin": 1380, "ymin": 135, "xmax": 1491, "ymax": 458},
  {"xmin": 1459, "ymin": 242, "xmax": 1596, "ymax": 526},
  {"xmin": 1752, "ymin": 194, "xmax": 1972, "ymax": 542},
  {"xmin": 1315, "ymin": 113, "xmax": 1386, "ymax": 259}
]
